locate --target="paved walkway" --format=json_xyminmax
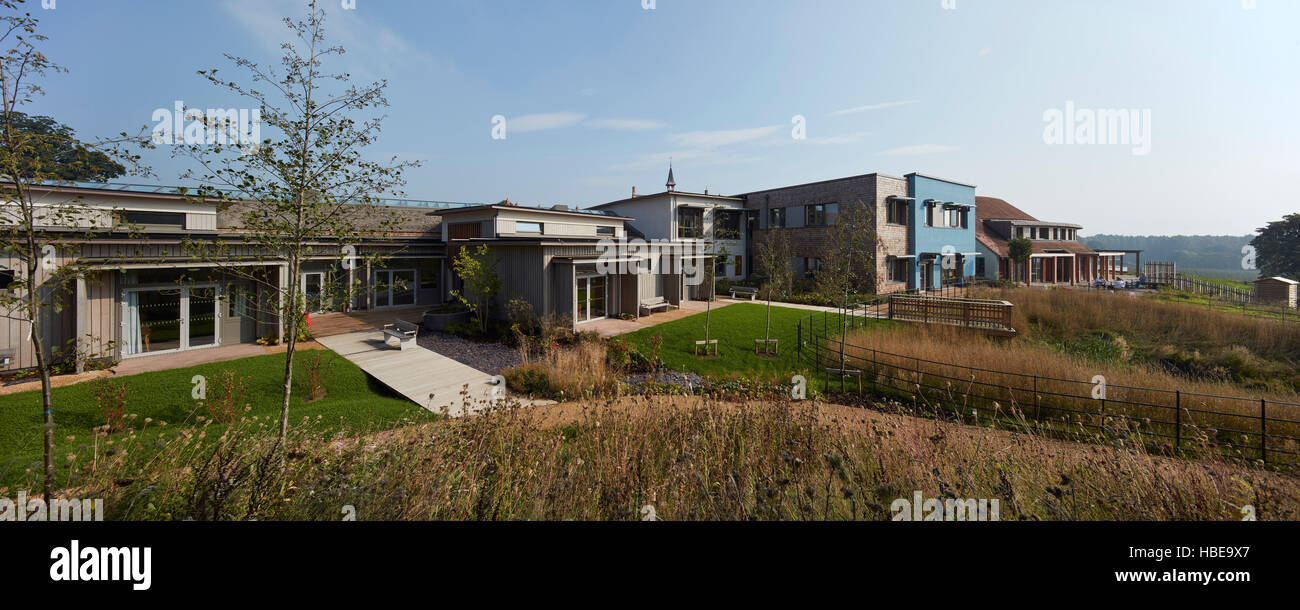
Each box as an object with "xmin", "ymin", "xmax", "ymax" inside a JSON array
[
  {"xmin": 316, "ymin": 330, "xmax": 550, "ymax": 416},
  {"xmin": 584, "ymin": 299, "xmax": 735, "ymax": 337}
]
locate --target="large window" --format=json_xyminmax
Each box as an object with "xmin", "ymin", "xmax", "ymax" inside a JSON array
[
  {"xmin": 941, "ymin": 207, "xmax": 966, "ymax": 228},
  {"xmin": 887, "ymin": 199, "xmax": 909, "ymax": 225},
  {"xmin": 887, "ymin": 257, "xmax": 909, "ymax": 283},
  {"xmin": 768, "ymin": 207, "xmax": 786, "ymax": 228},
  {"xmin": 515, "ymin": 221, "xmax": 542, "ymax": 234},
  {"xmin": 924, "ymin": 202, "xmax": 936, "ymax": 227},
  {"xmin": 805, "ymin": 203, "xmax": 838, "ymax": 226},
  {"xmin": 677, "ymin": 207, "xmax": 703, "ymax": 239},
  {"xmin": 804, "ymin": 257, "xmax": 823, "ymax": 276},
  {"xmin": 975, "ymin": 257, "xmax": 986, "ymax": 276},
  {"xmin": 1031, "ymin": 258, "xmax": 1044, "ymax": 283},
  {"xmin": 117, "ymin": 210, "xmax": 185, "ymax": 230},
  {"xmin": 714, "ymin": 210, "xmax": 742, "ymax": 240}
]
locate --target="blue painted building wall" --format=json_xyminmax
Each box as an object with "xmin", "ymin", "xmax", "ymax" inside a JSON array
[{"xmin": 906, "ymin": 174, "xmax": 977, "ymax": 290}]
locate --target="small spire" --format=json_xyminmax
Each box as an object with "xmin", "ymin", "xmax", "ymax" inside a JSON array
[{"xmin": 666, "ymin": 163, "xmax": 676, "ymax": 192}]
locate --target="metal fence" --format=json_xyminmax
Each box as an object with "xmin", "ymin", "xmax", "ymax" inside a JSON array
[{"xmin": 794, "ymin": 308, "xmax": 1300, "ymax": 469}]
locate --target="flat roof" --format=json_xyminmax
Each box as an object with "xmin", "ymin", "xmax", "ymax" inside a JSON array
[
  {"xmin": 904, "ymin": 172, "xmax": 978, "ymax": 189},
  {"xmin": 589, "ymin": 190, "xmax": 744, "ymax": 209},
  {"xmin": 31, "ymin": 181, "xmax": 483, "ymax": 209},
  {"xmin": 434, "ymin": 204, "xmax": 633, "ymax": 221},
  {"xmin": 731, "ymin": 172, "xmax": 907, "ymax": 197}
]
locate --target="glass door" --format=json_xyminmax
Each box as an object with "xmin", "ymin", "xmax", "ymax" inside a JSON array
[
  {"xmin": 576, "ymin": 276, "xmax": 608, "ymax": 324},
  {"xmin": 188, "ymin": 287, "xmax": 218, "ymax": 348},
  {"xmin": 372, "ymin": 269, "xmax": 417, "ymax": 308},
  {"xmin": 301, "ymin": 272, "xmax": 326, "ymax": 312},
  {"xmin": 122, "ymin": 285, "xmax": 221, "ymax": 357}
]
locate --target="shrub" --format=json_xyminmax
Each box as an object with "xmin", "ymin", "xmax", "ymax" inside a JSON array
[
  {"xmin": 90, "ymin": 377, "xmax": 130, "ymax": 433},
  {"xmin": 503, "ymin": 363, "xmax": 551, "ymax": 396},
  {"xmin": 300, "ymin": 350, "xmax": 334, "ymax": 402},
  {"xmin": 204, "ymin": 370, "xmax": 250, "ymax": 425}
]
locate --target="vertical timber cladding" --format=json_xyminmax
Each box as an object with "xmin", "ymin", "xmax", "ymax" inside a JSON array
[{"xmin": 0, "ymin": 248, "xmax": 82, "ymax": 371}]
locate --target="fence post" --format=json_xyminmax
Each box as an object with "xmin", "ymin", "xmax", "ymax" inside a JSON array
[
  {"xmin": 1174, "ymin": 391, "xmax": 1181, "ymax": 454},
  {"xmin": 1260, "ymin": 398, "xmax": 1267, "ymax": 464},
  {"xmin": 871, "ymin": 348, "xmax": 877, "ymax": 394},
  {"xmin": 1033, "ymin": 375, "xmax": 1039, "ymax": 421},
  {"xmin": 797, "ymin": 320, "xmax": 802, "ymax": 359}
]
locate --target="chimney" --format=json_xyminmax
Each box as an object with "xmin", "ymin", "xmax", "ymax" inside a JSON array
[
  {"xmin": 704, "ymin": 188, "xmax": 709, "ymax": 195},
  {"xmin": 632, "ymin": 186, "xmax": 637, "ymax": 198}
]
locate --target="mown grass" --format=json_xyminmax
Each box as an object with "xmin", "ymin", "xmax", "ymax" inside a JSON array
[
  {"xmin": 57, "ymin": 395, "xmax": 1300, "ymax": 521},
  {"xmin": 0, "ymin": 353, "xmax": 435, "ymax": 488},
  {"xmin": 622, "ymin": 302, "xmax": 889, "ymax": 381}
]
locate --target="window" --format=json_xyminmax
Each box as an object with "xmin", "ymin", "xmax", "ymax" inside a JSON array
[
  {"xmin": 417, "ymin": 259, "xmax": 441, "ymax": 290},
  {"xmin": 515, "ymin": 221, "xmax": 542, "ymax": 233},
  {"xmin": 1016, "ymin": 227, "xmax": 1024, "ymax": 238},
  {"xmin": 887, "ymin": 199, "xmax": 909, "ymax": 225},
  {"xmin": 1031, "ymin": 258, "xmax": 1044, "ymax": 283},
  {"xmin": 975, "ymin": 257, "xmax": 986, "ymax": 276},
  {"xmin": 596, "ymin": 226, "xmax": 615, "ymax": 236},
  {"xmin": 0, "ymin": 268, "xmax": 14, "ymax": 295},
  {"xmin": 678, "ymin": 207, "xmax": 703, "ymax": 239},
  {"xmin": 805, "ymin": 203, "xmax": 838, "ymax": 226},
  {"xmin": 117, "ymin": 210, "xmax": 185, "ymax": 229},
  {"xmin": 714, "ymin": 210, "xmax": 742, "ymax": 240},
  {"xmin": 804, "ymin": 257, "xmax": 823, "ymax": 276},
  {"xmin": 887, "ymin": 257, "xmax": 909, "ymax": 283},
  {"xmin": 768, "ymin": 207, "xmax": 786, "ymax": 228},
  {"xmin": 734, "ymin": 255, "xmax": 743, "ymax": 276},
  {"xmin": 925, "ymin": 202, "xmax": 936, "ymax": 227}
]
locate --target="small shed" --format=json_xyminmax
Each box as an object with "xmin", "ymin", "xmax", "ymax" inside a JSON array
[{"xmin": 1254, "ymin": 276, "xmax": 1299, "ymax": 309}]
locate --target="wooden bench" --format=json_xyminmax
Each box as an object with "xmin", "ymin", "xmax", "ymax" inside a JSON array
[
  {"xmin": 381, "ymin": 320, "xmax": 419, "ymax": 350},
  {"xmin": 825, "ymin": 367, "xmax": 863, "ymax": 392},
  {"xmin": 730, "ymin": 286, "xmax": 758, "ymax": 300},
  {"xmin": 640, "ymin": 297, "xmax": 675, "ymax": 316},
  {"xmin": 754, "ymin": 338, "xmax": 778, "ymax": 356}
]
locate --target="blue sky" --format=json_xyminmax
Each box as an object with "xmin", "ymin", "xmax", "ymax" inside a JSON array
[{"xmin": 28, "ymin": 0, "xmax": 1300, "ymax": 235}]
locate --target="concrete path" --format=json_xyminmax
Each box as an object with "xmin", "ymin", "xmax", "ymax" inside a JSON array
[{"xmin": 316, "ymin": 330, "xmax": 547, "ymax": 417}]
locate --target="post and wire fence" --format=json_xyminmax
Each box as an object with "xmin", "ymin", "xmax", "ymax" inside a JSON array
[{"xmin": 794, "ymin": 303, "xmax": 1300, "ymax": 469}]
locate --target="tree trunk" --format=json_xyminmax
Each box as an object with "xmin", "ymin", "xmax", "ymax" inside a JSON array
[{"xmin": 279, "ymin": 259, "xmax": 300, "ymax": 443}]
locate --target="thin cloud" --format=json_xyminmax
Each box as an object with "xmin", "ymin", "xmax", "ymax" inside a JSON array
[
  {"xmin": 667, "ymin": 125, "xmax": 783, "ymax": 149},
  {"xmin": 829, "ymin": 100, "xmax": 920, "ymax": 116},
  {"xmin": 586, "ymin": 118, "xmax": 669, "ymax": 131},
  {"xmin": 879, "ymin": 144, "xmax": 959, "ymax": 156},
  {"xmin": 805, "ymin": 131, "xmax": 870, "ymax": 145},
  {"xmin": 510, "ymin": 112, "xmax": 587, "ymax": 133}
]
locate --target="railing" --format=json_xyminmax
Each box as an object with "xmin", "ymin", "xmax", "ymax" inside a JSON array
[
  {"xmin": 794, "ymin": 309, "xmax": 1300, "ymax": 469},
  {"xmin": 1165, "ymin": 273, "xmax": 1253, "ymax": 303},
  {"xmin": 888, "ymin": 295, "xmax": 1015, "ymax": 334}
]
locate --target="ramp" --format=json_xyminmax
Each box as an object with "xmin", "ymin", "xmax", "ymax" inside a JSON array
[{"xmin": 316, "ymin": 331, "xmax": 521, "ymax": 416}]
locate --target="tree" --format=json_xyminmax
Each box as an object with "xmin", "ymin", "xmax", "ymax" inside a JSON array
[
  {"xmin": 755, "ymin": 227, "xmax": 792, "ymax": 345},
  {"xmin": 1250, "ymin": 213, "xmax": 1300, "ymax": 280},
  {"xmin": 450, "ymin": 244, "xmax": 500, "ymax": 333},
  {"xmin": 0, "ymin": 0, "xmax": 149, "ymax": 503},
  {"xmin": 177, "ymin": 0, "xmax": 418, "ymax": 444},
  {"xmin": 815, "ymin": 201, "xmax": 876, "ymax": 373},
  {"xmin": 6, "ymin": 111, "xmax": 125, "ymax": 181},
  {"xmin": 1008, "ymin": 237, "xmax": 1033, "ymax": 284}
]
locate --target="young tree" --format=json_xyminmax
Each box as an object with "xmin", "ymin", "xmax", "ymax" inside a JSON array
[
  {"xmin": 0, "ymin": 0, "xmax": 149, "ymax": 502},
  {"xmin": 449, "ymin": 244, "xmax": 500, "ymax": 333},
  {"xmin": 815, "ymin": 201, "xmax": 876, "ymax": 371},
  {"xmin": 176, "ymin": 0, "xmax": 418, "ymax": 443},
  {"xmin": 1250, "ymin": 213, "xmax": 1300, "ymax": 280},
  {"xmin": 1008, "ymin": 237, "xmax": 1033, "ymax": 284},
  {"xmin": 755, "ymin": 227, "xmax": 792, "ymax": 346}
]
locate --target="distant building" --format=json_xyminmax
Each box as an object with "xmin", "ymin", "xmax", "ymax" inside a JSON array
[
  {"xmin": 1254, "ymin": 276, "xmax": 1298, "ymax": 309},
  {"xmin": 973, "ymin": 196, "xmax": 1123, "ymax": 284}
]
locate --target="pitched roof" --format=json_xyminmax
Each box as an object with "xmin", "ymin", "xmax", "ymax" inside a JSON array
[{"xmin": 974, "ymin": 196, "xmax": 1094, "ymax": 257}]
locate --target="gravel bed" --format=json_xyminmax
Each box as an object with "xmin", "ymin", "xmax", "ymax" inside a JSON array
[
  {"xmin": 416, "ymin": 331, "xmax": 522, "ymax": 375},
  {"xmin": 623, "ymin": 371, "xmax": 705, "ymax": 393}
]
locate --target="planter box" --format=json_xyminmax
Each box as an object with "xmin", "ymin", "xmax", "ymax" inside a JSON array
[{"xmin": 423, "ymin": 310, "xmax": 471, "ymax": 331}]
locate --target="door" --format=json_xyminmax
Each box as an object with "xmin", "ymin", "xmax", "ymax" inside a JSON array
[
  {"xmin": 575, "ymin": 276, "xmax": 608, "ymax": 324},
  {"xmin": 372, "ymin": 269, "xmax": 417, "ymax": 308},
  {"xmin": 301, "ymin": 272, "xmax": 326, "ymax": 312},
  {"xmin": 122, "ymin": 285, "xmax": 221, "ymax": 357},
  {"xmin": 920, "ymin": 263, "xmax": 932, "ymax": 291}
]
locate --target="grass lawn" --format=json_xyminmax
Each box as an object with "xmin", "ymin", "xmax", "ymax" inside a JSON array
[
  {"xmin": 0, "ymin": 353, "xmax": 434, "ymax": 488},
  {"xmin": 623, "ymin": 302, "xmax": 889, "ymax": 381}
]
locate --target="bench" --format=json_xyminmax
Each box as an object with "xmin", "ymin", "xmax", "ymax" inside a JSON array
[
  {"xmin": 730, "ymin": 286, "xmax": 758, "ymax": 300},
  {"xmin": 640, "ymin": 297, "xmax": 675, "ymax": 316},
  {"xmin": 754, "ymin": 338, "xmax": 778, "ymax": 356},
  {"xmin": 825, "ymin": 367, "xmax": 863, "ymax": 392},
  {"xmin": 381, "ymin": 320, "xmax": 419, "ymax": 350}
]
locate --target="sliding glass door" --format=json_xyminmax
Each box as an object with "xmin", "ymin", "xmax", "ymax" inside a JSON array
[{"xmin": 122, "ymin": 285, "xmax": 221, "ymax": 357}]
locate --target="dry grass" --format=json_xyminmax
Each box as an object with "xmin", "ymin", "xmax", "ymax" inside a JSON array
[
  {"xmin": 34, "ymin": 395, "xmax": 1300, "ymax": 521},
  {"xmin": 504, "ymin": 339, "xmax": 623, "ymax": 400},
  {"xmin": 828, "ymin": 290, "xmax": 1300, "ymax": 464}
]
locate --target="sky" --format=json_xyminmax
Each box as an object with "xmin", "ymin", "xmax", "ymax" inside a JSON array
[{"xmin": 26, "ymin": 0, "xmax": 1300, "ymax": 236}]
